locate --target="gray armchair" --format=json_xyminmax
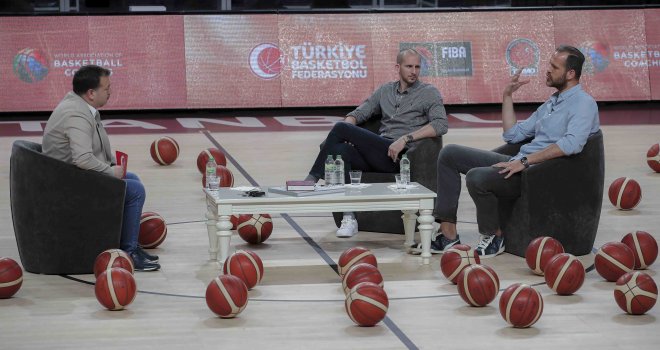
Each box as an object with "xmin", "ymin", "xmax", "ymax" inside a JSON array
[
  {"xmin": 493, "ymin": 130, "xmax": 605, "ymax": 257},
  {"xmin": 10, "ymin": 140, "xmax": 126, "ymax": 274},
  {"xmin": 330, "ymin": 115, "xmax": 443, "ymax": 233}
]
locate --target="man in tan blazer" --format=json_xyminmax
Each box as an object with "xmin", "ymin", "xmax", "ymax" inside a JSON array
[{"xmin": 43, "ymin": 65, "xmax": 160, "ymax": 272}]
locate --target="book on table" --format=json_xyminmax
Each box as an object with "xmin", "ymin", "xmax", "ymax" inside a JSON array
[
  {"xmin": 285, "ymin": 180, "xmax": 315, "ymax": 191},
  {"xmin": 268, "ymin": 185, "xmax": 345, "ymax": 197}
]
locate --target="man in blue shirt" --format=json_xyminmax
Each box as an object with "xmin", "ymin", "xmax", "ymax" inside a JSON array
[{"xmin": 411, "ymin": 45, "xmax": 600, "ymax": 258}]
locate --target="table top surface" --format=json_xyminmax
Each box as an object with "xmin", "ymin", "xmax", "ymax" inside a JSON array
[{"xmin": 206, "ymin": 182, "xmax": 436, "ymax": 204}]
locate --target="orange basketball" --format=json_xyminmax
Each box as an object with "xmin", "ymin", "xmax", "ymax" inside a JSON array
[
  {"xmin": 595, "ymin": 242, "xmax": 635, "ymax": 282},
  {"xmin": 456, "ymin": 264, "xmax": 499, "ymax": 307},
  {"xmin": 93, "ymin": 249, "xmax": 134, "ymax": 278},
  {"xmin": 440, "ymin": 244, "xmax": 480, "ymax": 284},
  {"xmin": 94, "ymin": 267, "xmax": 137, "ymax": 310},
  {"xmin": 544, "ymin": 253, "xmax": 585, "ymax": 295},
  {"xmin": 202, "ymin": 165, "xmax": 235, "ymax": 188},
  {"xmin": 621, "ymin": 231, "xmax": 658, "ymax": 269},
  {"xmin": 230, "ymin": 214, "xmax": 239, "ymax": 230},
  {"xmin": 525, "ymin": 236, "xmax": 565, "ymax": 275},
  {"xmin": 149, "ymin": 136, "xmax": 179, "ymax": 165},
  {"xmin": 608, "ymin": 177, "xmax": 642, "ymax": 210},
  {"xmin": 345, "ymin": 282, "xmax": 389, "ymax": 327},
  {"xmin": 196, "ymin": 148, "xmax": 227, "ymax": 174},
  {"xmin": 205, "ymin": 274, "xmax": 248, "ymax": 318},
  {"xmin": 236, "ymin": 214, "xmax": 273, "ymax": 244},
  {"xmin": 223, "ymin": 250, "xmax": 264, "ymax": 290},
  {"xmin": 0, "ymin": 257, "xmax": 23, "ymax": 299},
  {"xmin": 338, "ymin": 247, "xmax": 378, "ymax": 277},
  {"xmin": 647, "ymin": 143, "xmax": 660, "ymax": 172},
  {"xmin": 614, "ymin": 271, "xmax": 657, "ymax": 315},
  {"xmin": 499, "ymin": 283, "xmax": 543, "ymax": 328},
  {"xmin": 342, "ymin": 263, "xmax": 384, "ymax": 294},
  {"xmin": 139, "ymin": 212, "xmax": 167, "ymax": 248}
]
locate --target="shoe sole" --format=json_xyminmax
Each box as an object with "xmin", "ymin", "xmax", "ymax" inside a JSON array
[
  {"xmin": 407, "ymin": 241, "xmax": 460, "ymax": 255},
  {"xmin": 476, "ymin": 246, "xmax": 505, "ymax": 259}
]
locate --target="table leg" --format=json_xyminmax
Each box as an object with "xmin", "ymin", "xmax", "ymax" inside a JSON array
[
  {"xmin": 417, "ymin": 209, "xmax": 434, "ymax": 265},
  {"xmin": 401, "ymin": 210, "xmax": 418, "ymax": 248},
  {"xmin": 216, "ymin": 215, "xmax": 233, "ymax": 263},
  {"xmin": 205, "ymin": 210, "xmax": 219, "ymax": 261}
]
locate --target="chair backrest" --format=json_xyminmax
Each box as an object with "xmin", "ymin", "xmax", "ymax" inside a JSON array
[{"xmin": 10, "ymin": 140, "xmax": 127, "ymax": 274}]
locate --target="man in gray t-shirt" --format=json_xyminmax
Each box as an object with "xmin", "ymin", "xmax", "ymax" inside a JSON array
[{"xmin": 305, "ymin": 48, "xmax": 448, "ymax": 237}]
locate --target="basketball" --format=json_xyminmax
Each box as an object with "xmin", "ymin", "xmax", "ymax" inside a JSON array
[
  {"xmin": 205, "ymin": 274, "xmax": 249, "ymax": 318},
  {"xmin": 456, "ymin": 264, "xmax": 499, "ymax": 307},
  {"xmin": 525, "ymin": 236, "xmax": 565, "ymax": 275},
  {"xmin": 614, "ymin": 271, "xmax": 658, "ymax": 315},
  {"xmin": 338, "ymin": 247, "xmax": 378, "ymax": 277},
  {"xmin": 440, "ymin": 244, "xmax": 480, "ymax": 284},
  {"xmin": 621, "ymin": 231, "xmax": 658, "ymax": 269},
  {"xmin": 544, "ymin": 253, "xmax": 585, "ymax": 295},
  {"xmin": 499, "ymin": 283, "xmax": 544, "ymax": 328},
  {"xmin": 608, "ymin": 177, "xmax": 642, "ymax": 210},
  {"xmin": 647, "ymin": 143, "xmax": 660, "ymax": 172},
  {"xmin": 197, "ymin": 148, "xmax": 227, "ymax": 174},
  {"xmin": 94, "ymin": 267, "xmax": 137, "ymax": 310},
  {"xmin": 595, "ymin": 242, "xmax": 635, "ymax": 282},
  {"xmin": 0, "ymin": 257, "xmax": 23, "ymax": 299},
  {"xmin": 230, "ymin": 215, "xmax": 239, "ymax": 230},
  {"xmin": 236, "ymin": 214, "xmax": 273, "ymax": 244},
  {"xmin": 345, "ymin": 282, "xmax": 389, "ymax": 327},
  {"xmin": 202, "ymin": 165, "xmax": 235, "ymax": 188},
  {"xmin": 149, "ymin": 136, "xmax": 179, "ymax": 165},
  {"xmin": 223, "ymin": 250, "xmax": 264, "ymax": 290},
  {"xmin": 139, "ymin": 212, "xmax": 167, "ymax": 248},
  {"xmin": 342, "ymin": 263, "xmax": 384, "ymax": 295},
  {"xmin": 93, "ymin": 249, "xmax": 134, "ymax": 278}
]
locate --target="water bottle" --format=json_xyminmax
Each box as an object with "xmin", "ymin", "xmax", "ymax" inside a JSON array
[
  {"xmin": 334, "ymin": 155, "xmax": 345, "ymax": 185},
  {"xmin": 324, "ymin": 155, "xmax": 336, "ymax": 185},
  {"xmin": 206, "ymin": 155, "xmax": 217, "ymax": 189},
  {"xmin": 400, "ymin": 153, "xmax": 411, "ymax": 185}
]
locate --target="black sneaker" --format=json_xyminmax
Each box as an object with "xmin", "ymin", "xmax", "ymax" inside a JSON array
[
  {"xmin": 475, "ymin": 234, "xmax": 505, "ymax": 258},
  {"xmin": 130, "ymin": 251, "xmax": 161, "ymax": 272},
  {"xmin": 137, "ymin": 247, "xmax": 159, "ymax": 263},
  {"xmin": 410, "ymin": 233, "xmax": 461, "ymax": 255}
]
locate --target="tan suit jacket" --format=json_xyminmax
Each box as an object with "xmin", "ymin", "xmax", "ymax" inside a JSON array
[{"xmin": 43, "ymin": 92, "xmax": 115, "ymax": 176}]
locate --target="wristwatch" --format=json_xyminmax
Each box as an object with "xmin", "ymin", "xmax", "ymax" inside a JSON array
[
  {"xmin": 520, "ymin": 157, "xmax": 530, "ymax": 168},
  {"xmin": 405, "ymin": 134, "xmax": 414, "ymax": 144}
]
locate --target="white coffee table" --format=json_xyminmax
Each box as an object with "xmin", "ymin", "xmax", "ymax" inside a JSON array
[{"xmin": 205, "ymin": 183, "xmax": 437, "ymax": 264}]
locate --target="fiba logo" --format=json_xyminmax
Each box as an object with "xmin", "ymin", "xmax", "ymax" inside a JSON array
[
  {"xmin": 505, "ymin": 38, "xmax": 540, "ymax": 76},
  {"xmin": 413, "ymin": 45, "xmax": 435, "ymax": 76},
  {"xmin": 249, "ymin": 43, "xmax": 284, "ymax": 80},
  {"xmin": 13, "ymin": 48, "xmax": 50, "ymax": 83},
  {"xmin": 579, "ymin": 41, "xmax": 610, "ymax": 74}
]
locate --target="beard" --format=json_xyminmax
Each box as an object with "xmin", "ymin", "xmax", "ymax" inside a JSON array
[{"xmin": 546, "ymin": 73, "xmax": 568, "ymax": 90}]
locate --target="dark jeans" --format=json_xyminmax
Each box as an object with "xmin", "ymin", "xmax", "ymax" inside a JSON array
[
  {"xmin": 434, "ymin": 144, "xmax": 521, "ymax": 234},
  {"xmin": 121, "ymin": 171, "xmax": 146, "ymax": 253},
  {"xmin": 309, "ymin": 122, "xmax": 399, "ymax": 182}
]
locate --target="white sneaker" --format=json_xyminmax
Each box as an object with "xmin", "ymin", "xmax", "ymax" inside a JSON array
[{"xmin": 336, "ymin": 218, "xmax": 358, "ymax": 238}]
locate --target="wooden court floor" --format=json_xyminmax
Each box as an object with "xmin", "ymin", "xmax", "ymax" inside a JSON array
[{"xmin": 0, "ymin": 122, "xmax": 659, "ymax": 349}]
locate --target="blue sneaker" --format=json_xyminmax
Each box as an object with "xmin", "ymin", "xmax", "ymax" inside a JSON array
[{"xmin": 475, "ymin": 234, "xmax": 505, "ymax": 258}]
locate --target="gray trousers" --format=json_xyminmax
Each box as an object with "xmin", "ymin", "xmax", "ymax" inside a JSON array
[{"xmin": 434, "ymin": 144, "xmax": 522, "ymax": 234}]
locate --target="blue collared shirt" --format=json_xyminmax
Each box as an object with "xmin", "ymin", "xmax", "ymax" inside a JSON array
[{"xmin": 503, "ymin": 84, "xmax": 600, "ymax": 160}]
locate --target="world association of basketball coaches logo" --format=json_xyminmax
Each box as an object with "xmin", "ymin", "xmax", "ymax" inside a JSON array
[
  {"xmin": 505, "ymin": 38, "xmax": 540, "ymax": 76},
  {"xmin": 13, "ymin": 48, "xmax": 50, "ymax": 83}
]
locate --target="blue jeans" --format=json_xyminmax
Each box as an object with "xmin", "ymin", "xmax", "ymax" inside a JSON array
[
  {"xmin": 434, "ymin": 144, "xmax": 520, "ymax": 234},
  {"xmin": 309, "ymin": 122, "xmax": 399, "ymax": 182},
  {"xmin": 121, "ymin": 172, "xmax": 145, "ymax": 253}
]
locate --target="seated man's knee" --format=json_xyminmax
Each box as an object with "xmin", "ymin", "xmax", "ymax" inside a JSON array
[
  {"xmin": 330, "ymin": 121, "xmax": 355, "ymax": 134},
  {"xmin": 465, "ymin": 168, "xmax": 490, "ymax": 192},
  {"xmin": 437, "ymin": 144, "xmax": 462, "ymax": 165},
  {"xmin": 125, "ymin": 179, "xmax": 146, "ymax": 201}
]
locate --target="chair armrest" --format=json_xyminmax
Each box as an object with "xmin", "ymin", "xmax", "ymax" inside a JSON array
[{"xmin": 407, "ymin": 136, "xmax": 443, "ymax": 192}]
